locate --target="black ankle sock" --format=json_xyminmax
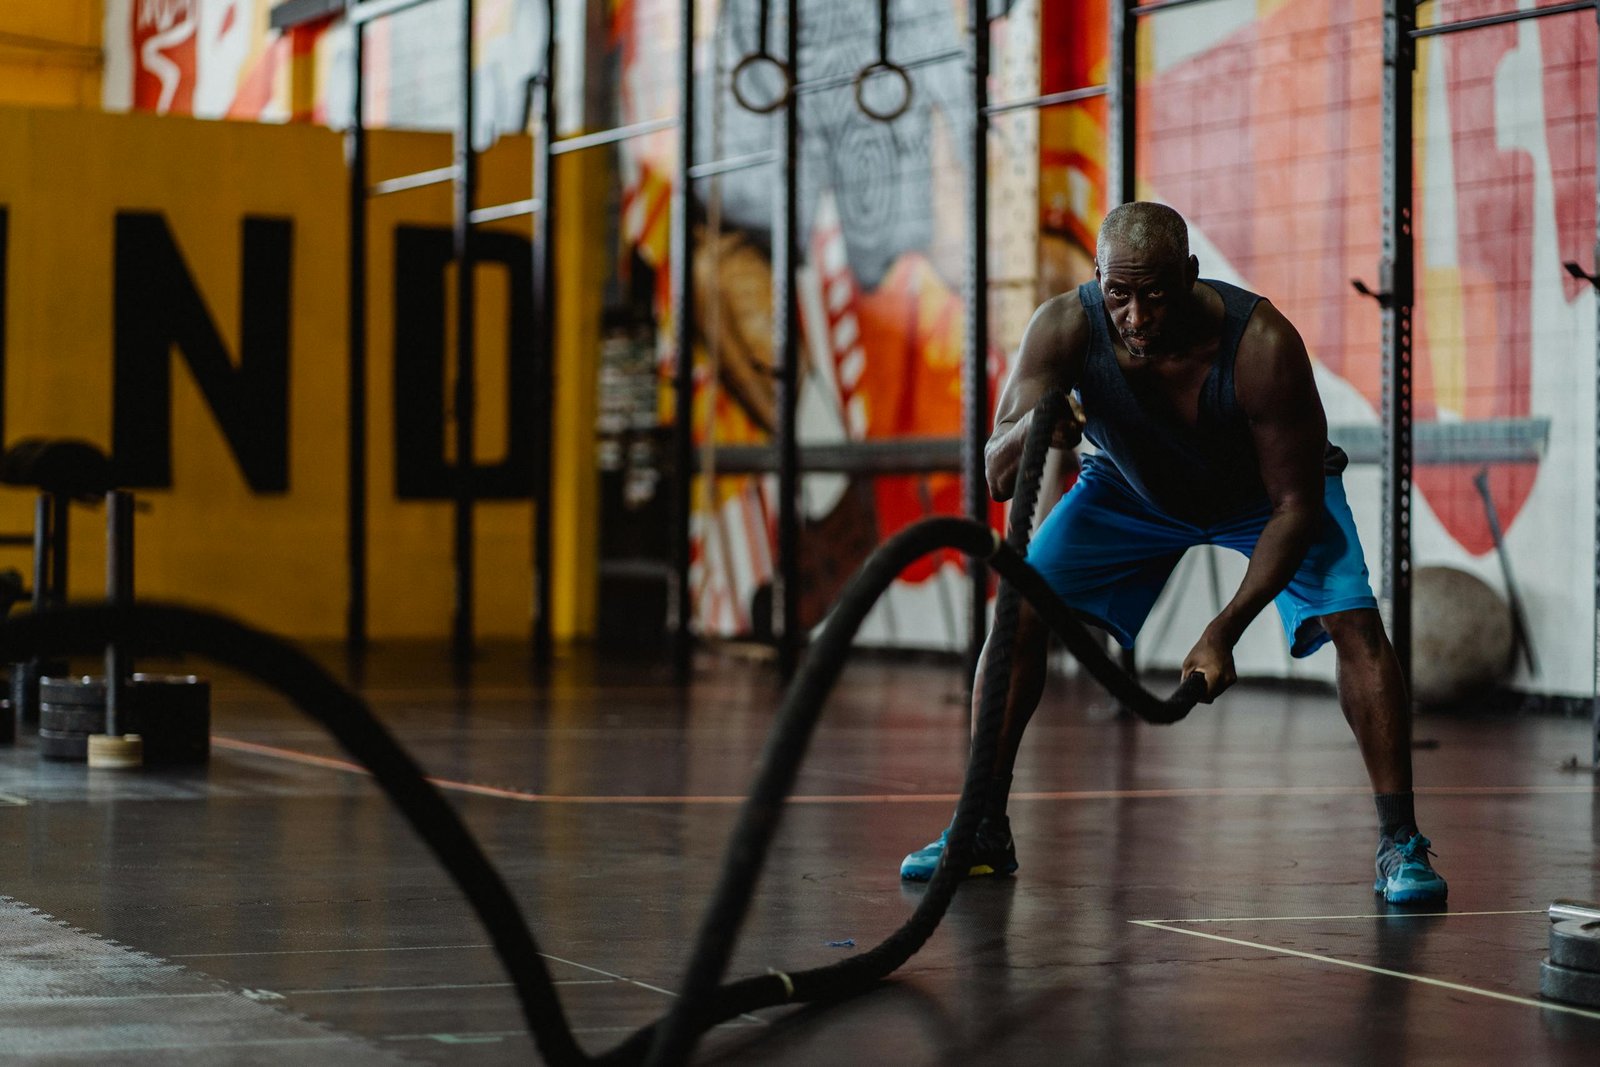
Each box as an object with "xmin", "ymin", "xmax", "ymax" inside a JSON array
[
  {"xmin": 1374, "ymin": 791, "xmax": 1416, "ymax": 840},
  {"xmin": 984, "ymin": 773, "xmax": 1014, "ymax": 822}
]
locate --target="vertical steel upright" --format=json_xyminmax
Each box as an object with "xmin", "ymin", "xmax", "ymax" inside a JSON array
[
  {"xmin": 346, "ymin": 17, "xmax": 369, "ymax": 652},
  {"xmin": 773, "ymin": 0, "xmax": 802, "ymax": 680},
  {"xmin": 532, "ymin": 0, "xmax": 556, "ymax": 663},
  {"xmin": 1592, "ymin": 3, "xmax": 1600, "ymax": 768},
  {"xmin": 1107, "ymin": 0, "xmax": 1137, "ymax": 207},
  {"xmin": 1380, "ymin": 0, "xmax": 1416, "ymax": 687},
  {"xmin": 103, "ymin": 490, "xmax": 134, "ymax": 738},
  {"xmin": 451, "ymin": 0, "xmax": 479, "ymax": 665},
  {"xmin": 964, "ymin": 0, "xmax": 991, "ymax": 684},
  {"xmin": 672, "ymin": 0, "xmax": 699, "ymax": 679}
]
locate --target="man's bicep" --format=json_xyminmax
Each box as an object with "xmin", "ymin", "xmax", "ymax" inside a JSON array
[
  {"xmin": 993, "ymin": 296, "xmax": 1085, "ymax": 429},
  {"xmin": 1247, "ymin": 331, "xmax": 1327, "ymax": 508}
]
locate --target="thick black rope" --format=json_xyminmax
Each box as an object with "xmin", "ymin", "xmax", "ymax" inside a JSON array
[
  {"xmin": 0, "ymin": 394, "xmax": 1203, "ymax": 1067},
  {"xmin": 0, "ymin": 604, "xmax": 586, "ymax": 1067},
  {"xmin": 636, "ymin": 390, "xmax": 1202, "ymax": 1065}
]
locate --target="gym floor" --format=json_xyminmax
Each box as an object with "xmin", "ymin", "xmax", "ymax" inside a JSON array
[{"xmin": 1, "ymin": 645, "xmax": 1597, "ymax": 1065}]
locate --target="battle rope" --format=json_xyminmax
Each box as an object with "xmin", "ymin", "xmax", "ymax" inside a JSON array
[{"xmin": 0, "ymin": 394, "xmax": 1203, "ymax": 1066}]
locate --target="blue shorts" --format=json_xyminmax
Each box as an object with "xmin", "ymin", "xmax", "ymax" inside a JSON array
[{"xmin": 1025, "ymin": 465, "xmax": 1378, "ymax": 658}]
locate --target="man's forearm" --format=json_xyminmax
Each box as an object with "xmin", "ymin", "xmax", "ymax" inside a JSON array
[
  {"xmin": 984, "ymin": 414, "xmax": 1031, "ymax": 502},
  {"xmin": 1208, "ymin": 505, "xmax": 1319, "ymax": 644}
]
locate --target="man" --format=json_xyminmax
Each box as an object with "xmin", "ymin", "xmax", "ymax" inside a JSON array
[{"xmin": 900, "ymin": 202, "xmax": 1446, "ymax": 904}]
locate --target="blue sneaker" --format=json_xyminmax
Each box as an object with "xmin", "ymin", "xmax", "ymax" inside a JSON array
[
  {"xmin": 899, "ymin": 815, "xmax": 1018, "ymax": 882},
  {"xmin": 1374, "ymin": 831, "xmax": 1448, "ymax": 904}
]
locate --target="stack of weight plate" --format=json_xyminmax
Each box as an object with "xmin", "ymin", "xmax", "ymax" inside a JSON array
[
  {"xmin": 1542, "ymin": 919, "xmax": 1600, "ymax": 1008},
  {"xmin": 38, "ymin": 674, "xmax": 210, "ymax": 764}
]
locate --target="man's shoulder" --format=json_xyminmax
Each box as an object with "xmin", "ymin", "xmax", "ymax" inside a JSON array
[
  {"xmin": 1232, "ymin": 296, "xmax": 1315, "ymax": 413},
  {"xmin": 1032, "ymin": 289, "xmax": 1093, "ymax": 343}
]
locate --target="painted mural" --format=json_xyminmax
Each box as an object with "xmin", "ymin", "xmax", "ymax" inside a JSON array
[{"xmin": 89, "ymin": 0, "xmax": 1600, "ymax": 689}]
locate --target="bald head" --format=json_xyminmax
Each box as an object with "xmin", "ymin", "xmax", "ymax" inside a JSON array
[{"xmin": 1096, "ymin": 202, "xmax": 1189, "ymax": 271}]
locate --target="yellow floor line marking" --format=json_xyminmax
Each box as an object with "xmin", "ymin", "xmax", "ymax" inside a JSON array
[
  {"xmin": 210, "ymin": 739, "xmax": 1600, "ymax": 804},
  {"xmin": 1129, "ymin": 920, "xmax": 1600, "ymax": 1023}
]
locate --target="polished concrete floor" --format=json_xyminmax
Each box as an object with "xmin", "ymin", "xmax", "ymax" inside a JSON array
[{"xmin": 1, "ymin": 642, "xmax": 1598, "ymax": 1064}]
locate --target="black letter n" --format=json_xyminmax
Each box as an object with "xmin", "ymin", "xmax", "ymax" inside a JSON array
[{"xmin": 114, "ymin": 213, "xmax": 291, "ymax": 491}]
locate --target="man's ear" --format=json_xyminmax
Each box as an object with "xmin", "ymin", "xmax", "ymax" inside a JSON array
[{"xmin": 1186, "ymin": 254, "xmax": 1200, "ymax": 286}]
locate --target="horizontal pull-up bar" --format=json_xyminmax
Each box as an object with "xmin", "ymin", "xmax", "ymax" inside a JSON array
[
  {"xmin": 549, "ymin": 116, "xmax": 678, "ymax": 156},
  {"xmin": 688, "ymin": 150, "xmax": 777, "ymax": 180},
  {"xmin": 985, "ymin": 84, "xmax": 1107, "ymax": 118},
  {"xmin": 369, "ymin": 165, "xmax": 459, "ymax": 197},
  {"xmin": 1130, "ymin": 0, "xmax": 1227, "ymax": 17},
  {"xmin": 469, "ymin": 198, "xmax": 541, "ymax": 225},
  {"xmin": 696, "ymin": 417, "xmax": 1551, "ymax": 477},
  {"xmin": 1411, "ymin": 0, "xmax": 1595, "ymax": 38},
  {"xmin": 790, "ymin": 47, "xmax": 965, "ymax": 98},
  {"xmin": 350, "ymin": 0, "xmax": 443, "ymax": 28},
  {"xmin": 704, "ymin": 438, "xmax": 962, "ymax": 476},
  {"xmin": 268, "ymin": 0, "xmax": 343, "ymax": 30}
]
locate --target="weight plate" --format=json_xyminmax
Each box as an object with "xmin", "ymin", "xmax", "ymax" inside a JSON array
[
  {"xmin": 1550, "ymin": 920, "xmax": 1600, "ymax": 973},
  {"xmin": 40, "ymin": 704, "xmax": 105, "ymax": 734},
  {"xmin": 142, "ymin": 731, "xmax": 210, "ymax": 766},
  {"xmin": 1541, "ymin": 959, "xmax": 1600, "ymax": 1008},
  {"xmin": 40, "ymin": 674, "xmax": 210, "ymax": 708},
  {"xmin": 37, "ymin": 728, "xmax": 87, "ymax": 762}
]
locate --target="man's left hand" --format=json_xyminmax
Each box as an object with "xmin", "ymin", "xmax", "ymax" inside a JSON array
[{"xmin": 1181, "ymin": 630, "xmax": 1238, "ymax": 702}]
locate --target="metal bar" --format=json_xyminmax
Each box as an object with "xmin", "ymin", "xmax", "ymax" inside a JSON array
[
  {"xmin": 268, "ymin": 0, "xmax": 344, "ymax": 31},
  {"xmin": 1331, "ymin": 417, "xmax": 1549, "ymax": 464},
  {"xmin": 349, "ymin": 0, "xmax": 441, "ymax": 27},
  {"xmin": 1412, "ymin": 0, "xmax": 1595, "ymax": 39},
  {"xmin": 48, "ymin": 494, "xmax": 67, "ymax": 608},
  {"xmin": 983, "ymin": 83, "xmax": 1107, "ymax": 117},
  {"xmin": 346, "ymin": 19, "xmax": 368, "ymax": 652},
  {"xmin": 702, "ymin": 440, "xmax": 961, "ymax": 476},
  {"xmin": 531, "ymin": 2, "xmax": 556, "ymax": 665},
  {"xmin": 1108, "ymin": 0, "xmax": 1138, "ymax": 207},
  {"xmin": 687, "ymin": 150, "xmax": 776, "ymax": 180},
  {"xmin": 1130, "ymin": 0, "xmax": 1228, "ymax": 15},
  {"xmin": 964, "ymin": 0, "xmax": 991, "ymax": 688},
  {"xmin": 791, "ymin": 46, "xmax": 965, "ymax": 97},
  {"xmin": 369, "ymin": 165, "xmax": 459, "ymax": 197},
  {"xmin": 549, "ymin": 116, "xmax": 678, "ymax": 156},
  {"xmin": 701, "ymin": 420, "xmax": 1551, "ymax": 475},
  {"xmin": 451, "ymin": 0, "xmax": 477, "ymax": 665},
  {"xmin": 103, "ymin": 490, "xmax": 133, "ymax": 738},
  {"xmin": 1380, "ymin": 0, "xmax": 1417, "ymax": 688},
  {"xmin": 0, "ymin": 208, "xmax": 6, "ymax": 450},
  {"xmin": 30, "ymin": 495, "xmax": 48, "ymax": 613},
  {"xmin": 1591, "ymin": 3, "xmax": 1600, "ymax": 768},
  {"xmin": 467, "ymin": 198, "xmax": 541, "ymax": 225},
  {"xmin": 671, "ymin": 0, "xmax": 698, "ymax": 681},
  {"xmin": 774, "ymin": 0, "xmax": 802, "ymax": 681}
]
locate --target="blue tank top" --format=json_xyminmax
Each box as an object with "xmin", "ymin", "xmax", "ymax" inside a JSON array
[{"xmin": 1074, "ymin": 279, "xmax": 1347, "ymax": 525}]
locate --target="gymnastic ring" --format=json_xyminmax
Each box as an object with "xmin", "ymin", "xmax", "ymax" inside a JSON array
[
  {"xmin": 731, "ymin": 51, "xmax": 794, "ymax": 115},
  {"xmin": 853, "ymin": 60, "xmax": 913, "ymax": 123}
]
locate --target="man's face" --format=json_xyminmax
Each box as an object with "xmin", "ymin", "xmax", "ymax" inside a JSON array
[{"xmin": 1095, "ymin": 243, "xmax": 1197, "ymax": 359}]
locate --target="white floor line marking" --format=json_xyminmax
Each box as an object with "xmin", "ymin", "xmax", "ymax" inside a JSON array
[
  {"xmin": 170, "ymin": 944, "xmax": 492, "ymax": 959},
  {"xmin": 538, "ymin": 953, "xmax": 766, "ymax": 1026},
  {"xmin": 281, "ymin": 981, "xmax": 514, "ymax": 996},
  {"xmin": 279, "ymin": 980, "xmax": 615, "ymax": 996},
  {"xmin": 1138, "ymin": 909, "xmax": 1546, "ymax": 924},
  {"xmin": 1129, "ymin": 920, "xmax": 1600, "ymax": 1023},
  {"xmin": 206, "ymin": 739, "xmax": 1600, "ymax": 805}
]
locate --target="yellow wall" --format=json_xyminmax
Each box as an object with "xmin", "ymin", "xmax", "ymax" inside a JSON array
[
  {"xmin": 0, "ymin": 3, "xmax": 102, "ymax": 109},
  {"xmin": 0, "ymin": 106, "xmax": 598, "ymax": 642}
]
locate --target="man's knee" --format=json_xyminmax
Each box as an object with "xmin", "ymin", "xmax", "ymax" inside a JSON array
[{"xmin": 1321, "ymin": 607, "xmax": 1389, "ymax": 658}]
